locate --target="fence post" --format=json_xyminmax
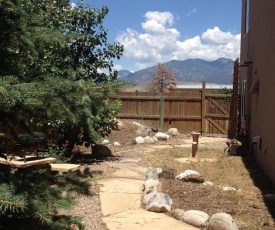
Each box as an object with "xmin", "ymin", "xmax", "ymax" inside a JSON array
[
  {"xmin": 159, "ymin": 93, "xmax": 164, "ymax": 131},
  {"xmin": 201, "ymin": 81, "xmax": 206, "ymax": 135}
]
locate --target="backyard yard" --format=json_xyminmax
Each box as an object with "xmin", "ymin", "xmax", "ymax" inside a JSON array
[{"xmin": 104, "ymin": 120, "xmax": 275, "ymax": 230}]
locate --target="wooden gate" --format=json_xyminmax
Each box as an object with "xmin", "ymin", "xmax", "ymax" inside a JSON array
[{"xmin": 201, "ymin": 82, "xmax": 231, "ymax": 135}]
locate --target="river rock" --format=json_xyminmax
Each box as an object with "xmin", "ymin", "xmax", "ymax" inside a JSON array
[
  {"xmin": 183, "ymin": 210, "xmax": 209, "ymax": 228},
  {"xmin": 207, "ymin": 213, "xmax": 239, "ymax": 230}
]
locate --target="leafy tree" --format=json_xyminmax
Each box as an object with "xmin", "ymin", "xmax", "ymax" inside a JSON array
[{"xmin": 149, "ymin": 63, "xmax": 177, "ymax": 93}]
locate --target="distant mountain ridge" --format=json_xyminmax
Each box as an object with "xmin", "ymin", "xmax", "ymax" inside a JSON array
[
  {"xmin": 118, "ymin": 58, "xmax": 234, "ymax": 84},
  {"xmin": 117, "ymin": 70, "xmax": 132, "ymax": 77}
]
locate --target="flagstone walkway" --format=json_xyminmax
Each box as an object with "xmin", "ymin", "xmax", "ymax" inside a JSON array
[{"xmin": 97, "ymin": 147, "xmax": 198, "ymax": 230}]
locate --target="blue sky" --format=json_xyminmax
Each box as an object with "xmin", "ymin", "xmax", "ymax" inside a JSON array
[{"xmin": 72, "ymin": 0, "xmax": 241, "ymax": 72}]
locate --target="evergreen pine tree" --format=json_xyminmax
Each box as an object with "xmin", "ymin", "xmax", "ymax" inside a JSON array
[{"xmin": 0, "ymin": 0, "xmax": 124, "ymax": 228}]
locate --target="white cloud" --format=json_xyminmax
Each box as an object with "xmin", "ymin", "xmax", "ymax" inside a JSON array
[
  {"xmin": 202, "ymin": 26, "xmax": 235, "ymax": 44},
  {"xmin": 116, "ymin": 11, "xmax": 240, "ymax": 71}
]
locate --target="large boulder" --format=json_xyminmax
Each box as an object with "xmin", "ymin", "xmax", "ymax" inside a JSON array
[
  {"xmin": 155, "ymin": 132, "xmax": 170, "ymax": 141},
  {"xmin": 144, "ymin": 179, "xmax": 162, "ymax": 194},
  {"xmin": 142, "ymin": 191, "xmax": 157, "ymax": 205},
  {"xmin": 183, "ymin": 210, "xmax": 209, "ymax": 228},
  {"xmin": 146, "ymin": 193, "xmax": 173, "ymax": 213},
  {"xmin": 145, "ymin": 167, "xmax": 159, "ymax": 180},
  {"xmin": 176, "ymin": 170, "xmax": 204, "ymax": 183},
  {"xmin": 92, "ymin": 144, "xmax": 113, "ymax": 159},
  {"xmin": 207, "ymin": 213, "xmax": 239, "ymax": 230}
]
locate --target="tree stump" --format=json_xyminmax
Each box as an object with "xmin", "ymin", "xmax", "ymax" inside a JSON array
[{"xmin": 161, "ymin": 168, "xmax": 177, "ymax": 179}]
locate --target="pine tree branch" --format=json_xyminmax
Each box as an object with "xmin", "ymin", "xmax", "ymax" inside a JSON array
[
  {"xmin": 0, "ymin": 199, "xmax": 21, "ymax": 208},
  {"xmin": 34, "ymin": 211, "xmax": 52, "ymax": 224}
]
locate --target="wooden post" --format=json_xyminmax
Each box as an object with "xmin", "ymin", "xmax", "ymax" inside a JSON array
[
  {"xmin": 159, "ymin": 93, "xmax": 164, "ymax": 131},
  {"xmin": 201, "ymin": 81, "xmax": 206, "ymax": 135},
  {"xmin": 189, "ymin": 132, "xmax": 200, "ymax": 162}
]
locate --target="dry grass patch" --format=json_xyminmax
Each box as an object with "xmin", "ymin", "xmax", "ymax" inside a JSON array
[{"xmin": 139, "ymin": 146, "xmax": 275, "ymax": 230}]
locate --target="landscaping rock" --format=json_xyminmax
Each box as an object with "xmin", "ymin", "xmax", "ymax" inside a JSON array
[
  {"xmin": 176, "ymin": 170, "xmax": 204, "ymax": 183},
  {"xmin": 156, "ymin": 168, "xmax": 163, "ymax": 176},
  {"xmin": 207, "ymin": 213, "xmax": 239, "ymax": 230},
  {"xmin": 135, "ymin": 136, "xmax": 145, "ymax": 144},
  {"xmin": 113, "ymin": 142, "xmax": 121, "ymax": 146},
  {"xmin": 222, "ymin": 186, "xmax": 237, "ymax": 191},
  {"xmin": 102, "ymin": 139, "xmax": 110, "ymax": 145},
  {"xmin": 203, "ymin": 181, "xmax": 214, "ymax": 186},
  {"xmin": 113, "ymin": 118, "xmax": 124, "ymax": 130},
  {"xmin": 144, "ymin": 136, "xmax": 156, "ymax": 143},
  {"xmin": 145, "ymin": 167, "xmax": 159, "ymax": 180},
  {"xmin": 155, "ymin": 132, "xmax": 170, "ymax": 141},
  {"xmin": 183, "ymin": 210, "xmax": 209, "ymax": 228},
  {"xmin": 166, "ymin": 128, "xmax": 179, "ymax": 136},
  {"xmin": 146, "ymin": 193, "xmax": 173, "ymax": 213},
  {"xmin": 136, "ymin": 126, "xmax": 151, "ymax": 136},
  {"xmin": 142, "ymin": 191, "xmax": 157, "ymax": 205},
  {"xmin": 171, "ymin": 208, "xmax": 185, "ymax": 221},
  {"xmin": 144, "ymin": 179, "xmax": 162, "ymax": 194},
  {"xmin": 133, "ymin": 121, "xmax": 143, "ymax": 127},
  {"xmin": 92, "ymin": 144, "xmax": 113, "ymax": 158}
]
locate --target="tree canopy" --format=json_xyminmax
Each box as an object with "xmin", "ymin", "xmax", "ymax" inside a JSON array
[
  {"xmin": 0, "ymin": 0, "xmax": 124, "ymax": 147},
  {"xmin": 0, "ymin": 1, "xmax": 124, "ymax": 228},
  {"xmin": 149, "ymin": 63, "xmax": 177, "ymax": 93}
]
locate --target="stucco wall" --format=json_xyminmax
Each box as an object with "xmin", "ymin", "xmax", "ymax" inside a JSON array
[{"xmin": 240, "ymin": 0, "xmax": 275, "ymax": 185}]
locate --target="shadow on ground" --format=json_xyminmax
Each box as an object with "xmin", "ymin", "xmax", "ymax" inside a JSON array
[
  {"xmin": 70, "ymin": 144, "xmax": 121, "ymax": 165},
  {"xmin": 238, "ymin": 138, "xmax": 275, "ymax": 224}
]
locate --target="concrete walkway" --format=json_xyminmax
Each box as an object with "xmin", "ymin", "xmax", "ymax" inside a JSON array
[{"xmin": 97, "ymin": 147, "xmax": 198, "ymax": 230}]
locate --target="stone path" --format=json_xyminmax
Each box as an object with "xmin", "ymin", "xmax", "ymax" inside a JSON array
[{"xmin": 97, "ymin": 147, "xmax": 199, "ymax": 230}]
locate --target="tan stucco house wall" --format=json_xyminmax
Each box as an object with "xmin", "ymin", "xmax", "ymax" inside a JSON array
[{"xmin": 239, "ymin": 0, "xmax": 275, "ymax": 184}]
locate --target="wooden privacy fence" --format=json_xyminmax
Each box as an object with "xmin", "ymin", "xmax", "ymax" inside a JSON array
[{"xmin": 110, "ymin": 82, "xmax": 231, "ymax": 135}]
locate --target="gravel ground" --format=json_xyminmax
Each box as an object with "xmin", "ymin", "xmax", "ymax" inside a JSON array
[{"xmin": 59, "ymin": 163, "xmax": 114, "ymax": 230}]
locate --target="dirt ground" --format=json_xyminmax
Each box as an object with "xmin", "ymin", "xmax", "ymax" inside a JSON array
[{"xmin": 104, "ymin": 120, "xmax": 275, "ymax": 230}]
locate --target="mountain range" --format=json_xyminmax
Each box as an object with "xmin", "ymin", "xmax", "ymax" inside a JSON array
[{"xmin": 118, "ymin": 58, "xmax": 234, "ymax": 85}]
